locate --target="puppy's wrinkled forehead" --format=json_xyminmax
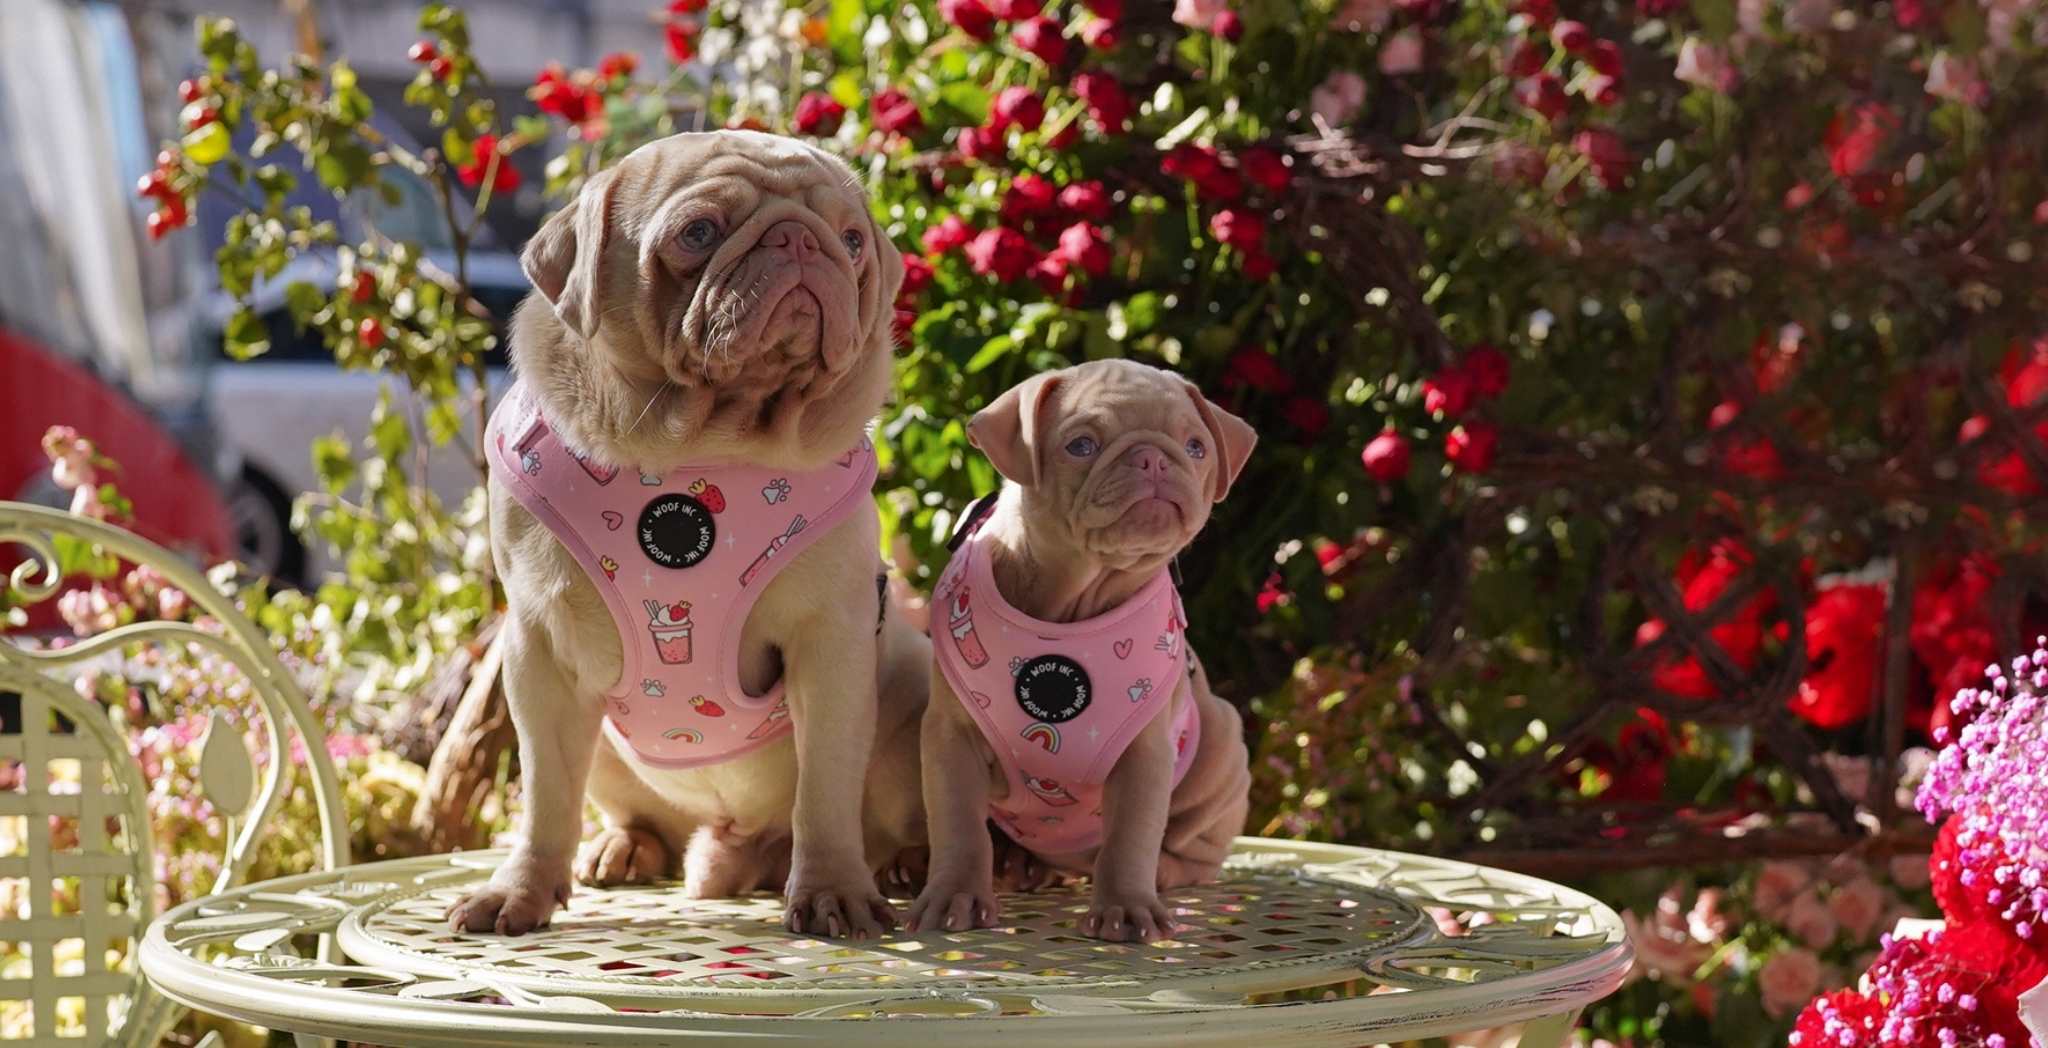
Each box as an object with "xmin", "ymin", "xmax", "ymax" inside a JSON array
[
  {"xmin": 1062, "ymin": 360, "xmax": 1205, "ymax": 434},
  {"xmin": 615, "ymin": 131, "xmax": 866, "ymax": 233}
]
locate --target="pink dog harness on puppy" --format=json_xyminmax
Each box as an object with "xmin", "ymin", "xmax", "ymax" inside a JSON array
[
  {"xmin": 932, "ymin": 505, "xmax": 1201, "ymax": 856},
  {"xmin": 486, "ymin": 381, "xmax": 878, "ymax": 769}
]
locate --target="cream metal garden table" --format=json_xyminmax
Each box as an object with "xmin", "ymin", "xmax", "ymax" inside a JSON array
[{"xmin": 138, "ymin": 839, "xmax": 1631, "ymax": 1047}]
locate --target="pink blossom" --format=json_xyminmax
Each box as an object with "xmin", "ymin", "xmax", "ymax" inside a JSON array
[
  {"xmin": 1889, "ymin": 853, "xmax": 1932, "ymax": 889},
  {"xmin": 1687, "ymin": 888, "xmax": 1732, "ymax": 943},
  {"xmin": 1331, "ymin": 0, "xmax": 1395, "ymax": 32},
  {"xmin": 41, "ymin": 425, "xmax": 96, "ymax": 491},
  {"xmin": 1826, "ymin": 876, "xmax": 1885, "ymax": 942},
  {"xmin": 1172, "ymin": 0, "xmax": 1228, "ymax": 29},
  {"xmin": 1311, "ymin": 71, "xmax": 1367, "ymax": 127},
  {"xmin": 1621, "ymin": 906, "xmax": 1708, "ymax": 983},
  {"xmin": 1785, "ymin": 889, "xmax": 1840, "ymax": 949},
  {"xmin": 1378, "ymin": 28, "xmax": 1426, "ymax": 75},
  {"xmin": 1782, "ymin": 0, "xmax": 1834, "ymax": 33},
  {"xmin": 1759, "ymin": 946, "xmax": 1825, "ymax": 1017},
  {"xmin": 1755, "ymin": 860, "xmax": 1811, "ymax": 922},
  {"xmin": 1926, "ymin": 51, "xmax": 1990, "ymax": 107},
  {"xmin": 1674, "ymin": 37, "xmax": 1737, "ymax": 94}
]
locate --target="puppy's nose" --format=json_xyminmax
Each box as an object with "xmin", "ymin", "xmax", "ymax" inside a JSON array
[
  {"xmin": 761, "ymin": 220, "xmax": 821, "ymax": 261},
  {"xmin": 1127, "ymin": 445, "xmax": 1171, "ymax": 478}
]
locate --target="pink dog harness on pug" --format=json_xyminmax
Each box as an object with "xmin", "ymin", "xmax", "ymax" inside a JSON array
[
  {"xmin": 932, "ymin": 505, "xmax": 1200, "ymax": 856},
  {"xmin": 486, "ymin": 381, "xmax": 878, "ymax": 769}
]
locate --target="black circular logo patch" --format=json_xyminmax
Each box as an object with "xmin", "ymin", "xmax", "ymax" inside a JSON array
[
  {"xmin": 1014, "ymin": 654, "xmax": 1092, "ymax": 724},
  {"xmin": 638, "ymin": 494, "xmax": 716, "ymax": 569}
]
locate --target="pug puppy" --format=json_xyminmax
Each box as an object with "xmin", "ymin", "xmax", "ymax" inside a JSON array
[
  {"xmin": 447, "ymin": 131, "xmax": 926, "ymax": 940},
  {"xmin": 908, "ymin": 359, "xmax": 1256, "ymax": 943}
]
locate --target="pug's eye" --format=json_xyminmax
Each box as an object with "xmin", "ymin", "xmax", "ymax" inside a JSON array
[
  {"xmin": 679, "ymin": 218, "xmax": 721, "ymax": 251},
  {"xmin": 841, "ymin": 229, "xmax": 865, "ymax": 259},
  {"xmin": 1185, "ymin": 437, "xmax": 1207, "ymax": 460},
  {"xmin": 1065, "ymin": 435, "xmax": 1099, "ymax": 458}
]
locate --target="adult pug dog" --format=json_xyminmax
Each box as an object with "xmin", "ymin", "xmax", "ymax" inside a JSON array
[{"xmin": 448, "ymin": 131, "xmax": 927, "ymax": 940}]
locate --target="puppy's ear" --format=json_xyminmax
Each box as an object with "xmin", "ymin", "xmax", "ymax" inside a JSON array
[
  {"xmin": 521, "ymin": 165, "xmax": 620, "ymax": 338},
  {"xmin": 1184, "ymin": 381, "xmax": 1257, "ymax": 502},
  {"xmin": 969, "ymin": 372, "xmax": 1066, "ymax": 488}
]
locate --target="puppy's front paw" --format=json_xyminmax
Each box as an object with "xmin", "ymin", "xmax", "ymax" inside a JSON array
[
  {"xmin": 784, "ymin": 867, "xmax": 898, "ymax": 940},
  {"xmin": 447, "ymin": 862, "xmax": 571, "ymax": 936},
  {"xmin": 1081, "ymin": 886, "xmax": 1177, "ymax": 943},
  {"xmin": 906, "ymin": 877, "xmax": 1000, "ymax": 933},
  {"xmin": 575, "ymin": 826, "xmax": 671, "ymax": 887}
]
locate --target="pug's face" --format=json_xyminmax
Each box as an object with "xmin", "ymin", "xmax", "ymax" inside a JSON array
[
  {"xmin": 519, "ymin": 130, "xmax": 902, "ymax": 467},
  {"xmin": 970, "ymin": 360, "xmax": 1257, "ymax": 568}
]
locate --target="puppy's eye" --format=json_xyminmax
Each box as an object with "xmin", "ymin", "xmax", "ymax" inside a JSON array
[
  {"xmin": 1065, "ymin": 435, "xmax": 1099, "ymax": 458},
  {"xmin": 1185, "ymin": 437, "xmax": 1207, "ymax": 460},
  {"xmin": 680, "ymin": 218, "xmax": 721, "ymax": 251},
  {"xmin": 841, "ymin": 229, "xmax": 865, "ymax": 259}
]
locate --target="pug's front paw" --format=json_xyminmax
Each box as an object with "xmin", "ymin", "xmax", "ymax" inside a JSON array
[
  {"xmin": 447, "ymin": 858, "xmax": 572, "ymax": 936},
  {"xmin": 1081, "ymin": 885, "xmax": 1176, "ymax": 943},
  {"xmin": 784, "ymin": 865, "xmax": 898, "ymax": 940}
]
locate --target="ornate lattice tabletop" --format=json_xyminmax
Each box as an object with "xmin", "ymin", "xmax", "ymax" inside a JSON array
[{"xmin": 138, "ymin": 837, "xmax": 1630, "ymax": 1047}]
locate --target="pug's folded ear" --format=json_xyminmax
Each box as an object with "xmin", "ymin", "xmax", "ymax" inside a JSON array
[
  {"xmin": 521, "ymin": 165, "xmax": 620, "ymax": 339},
  {"xmin": 1184, "ymin": 381, "xmax": 1257, "ymax": 502},
  {"xmin": 969, "ymin": 371, "xmax": 1067, "ymax": 488}
]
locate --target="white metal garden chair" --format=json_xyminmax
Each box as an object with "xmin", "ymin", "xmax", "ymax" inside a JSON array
[{"xmin": 0, "ymin": 500, "xmax": 349, "ymax": 1045}]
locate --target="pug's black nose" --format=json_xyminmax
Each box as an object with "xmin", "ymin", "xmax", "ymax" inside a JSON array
[{"xmin": 762, "ymin": 220, "xmax": 821, "ymax": 261}]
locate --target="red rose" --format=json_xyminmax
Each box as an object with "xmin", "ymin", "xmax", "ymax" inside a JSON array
[
  {"xmin": 1586, "ymin": 39, "xmax": 1623, "ymax": 77},
  {"xmin": 1222, "ymin": 347, "xmax": 1293, "ymax": 395},
  {"xmin": 1240, "ymin": 147, "xmax": 1290, "ymax": 193},
  {"xmin": 1057, "ymin": 180, "xmax": 1112, "ymax": 221},
  {"xmin": 922, "ymin": 214, "xmax": 974, "ymax": 254},
  {"xmin": 966, "ymin": 227, "xmax": 1040, "ymax": 282},
  {"xmin": 893, "ymin": 307, "xmax": 916, "ymax": 345},
  {"xmin": 1072, "ymin": 72, "xmax": 1133, "ymax": 130},
  {"xmin": 1194, "ymin": 168, "xmax": 1245, "ymax": 202},
  {"xmin": 1463, "ymin": 343, "xmax": 1510, "ymax": 398},
  {"xmin": 1361, "ymin": 429, "xmax": 1411, "ymax": 482},
  {"xmin": 1505, "ymin": 38, "xmax": 1546, "ymax": 78},
  {"xmin": 990, "ymin": 86, "xmax": 1046, "ymax": 133},
  {"xmin": 956, "ymin": 124, "xmax": 1003, "ymax": 162},
  {"xmin": 1791, "ymin": 990, "xmax": 1882, "ymax": 1048},
  {"xmin": 1055, "ymin": 222, "xmax": 1112, "ymax": 277},
  {"xmin": 1000, "ymin": 173, "xmax": 1059, "ymax": 224},
  {"xmin": 1211, "ymin": 10, "xmax": 1244, "ymax": 40},
  {"xmin": 1084, "ymin": 0, "xmax": 1123, "ymax": 16},
  {"xmin": 1788, "ymin": 583, "xmax": 1885, "ymax": 729},
  {"xmin": 939, "ymin": 0, "xmax": 998, "ymax": 41},
  {"xmin": 1012, "ymin": 16, "xmax": 1068, "ymax": 65},
  {"xmin": 793, "ymin": 91, "xmax": 847, "ymax": 136},
  {"xmin": 1422, "ymin": 367, "xmax": 1476, "ymax": 418},
  {"xmin": 1516, "ymin": 0, "xmax": 1557, "ymax": 25},
  {"xmin": 1028, "ymin": 252, "xmax": 1070, "ymax": 296},
  {"xmin": 1255, "ymin": 572, "xmax": 1289, "ymax": 614},
  {"xmin": 532, "ymin": 64, "xmax": 597, "ymax": 125},
  {"xmin": 1446, "ymin": 423, "xmax": 1498, "ymax": 473},
  {"xmin": 1824, "ymin": 102, "xmax": 1898, "ymax": 179},
  {"xmin": 1513, "ymin": 74, "xmax": 1569, "ymax": 121},
  {"xmin": 1550, "ymin": 19, "xmax": 1592, "ymax": 53},
  {"xmin": 665, "ymin": 20, "xmax": 697, "ymax": 64},
  {"xmin": 1045, "ymin": 122, "xmax": 1079, "ymax": 150},
  {"xmin": 900, "ymin": 254, "xmax": 935, "ymax": 297},
  {"xmin": 1572, "ymin": 127, "xmax": 1629, "ymax": 188},
  {"xmin": 1582, "ymin": 74, "xmax": 1621, "ymax": 107},
  {"xmin": 871, "ymin": 89, "xmax": 924, "ymax": 135},
  {"xmin": 1162, "ymin": 143, "xmax": 1223, "ymax": 183},
  {"xmin": 1080, "ymin": 17, "xmax": 1121, "ymax": 49},
  {"xmin": 992, "ymin": 0, "xmax": 1042, "ymax": 16},
  {"xmin": 1208, "ymin": 208, "xmax": 1265, "ymax": 250},
  {"xmin": 1240, "ymin": 250, "xmax": 1275, "ymax": 280},
  {"xmin": 1283, "ymin": 397, "xmax": 1330, "ymax": 437},
  {"xmin": 598, "ymin": 51, "xmax": 638, "ymax": 80},
  {"xmin": 457, "ymin": 133, "xmax": 521, "ymax": 193}
]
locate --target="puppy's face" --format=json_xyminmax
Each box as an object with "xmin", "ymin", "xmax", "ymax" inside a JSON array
[
  {"xmin": 519, "ymin": 131, "xmax": 902, "ymax": 466},
  {"xmin": 970, "ymin": 360, "xmax": 1256, "ymax": 568}
]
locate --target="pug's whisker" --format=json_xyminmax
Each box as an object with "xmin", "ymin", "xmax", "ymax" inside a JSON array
[{"xmin": 626, "ymin": 380, "xmax": 675, "ymax": 435}]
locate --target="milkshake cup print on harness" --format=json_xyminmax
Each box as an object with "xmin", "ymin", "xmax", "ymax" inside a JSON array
[{"xmin": 644, "ymin": 600, "xmax": 694, "ymax": 665}]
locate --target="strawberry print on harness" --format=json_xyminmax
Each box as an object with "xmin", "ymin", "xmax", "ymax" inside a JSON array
[{"xmin": 487, "ymin": 381, "xmax": 878, "ymax": 770}]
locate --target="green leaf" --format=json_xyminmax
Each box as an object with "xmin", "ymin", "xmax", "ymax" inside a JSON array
[
  {"xmin": 441, "ymin": 127, "xmax": 475, "ymax": 167},
  {"xmin": 1691, "ymin": 0, "xmax": 1736, "ymax": 39},
  {"xmin": 936, "ymin": 81, "xmax": 990, "ymax": 125},
  {"xmin": 224, "ymin": 307, "xmax": 271, "ymax": 360},
  {"xmin": 183, "ymin": 121, "xmax": 231, "ymax": 166},
  {"xmin": 964, "ymin": 335, "xmax": 1014, "ymax": 374}
]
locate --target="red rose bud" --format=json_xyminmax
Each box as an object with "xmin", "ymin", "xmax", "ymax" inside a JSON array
[
  {"xmin": 1550, "ymin": 19, "xmax": 1591, "ymax": 54},
  {"xmin": 668, "ymin": 0, "xmax": 707, "ymax": 12},
  {"xmin": 1045, "ymin": 122, "xmax": 1080, "ymax": 150},
  {"xmin": 957, "ymin": 124, "xmax": 1003, "ymax": 161},
  {"xmin": 870, "ymin": 89, "xmax": 924, "ymax": 135},
  {"xmin": 965, "ymin": 227, "xmax": 1040, "ymax": 282},
  {"xmin": 350, "ymin": 272, "xmax": 376, "ymax": 304},
  {"xmin": 1587, "ymin": 39, "xmax": 1623, "ymax": 77},
  {"xmin": 1464, "ymin": 343, "xmax": 1511, "ymax": 398},
  {"xmin": 1583, "ymin": 74, "xmax": 1621, "ymax": 107},
  {"xmin": 893, "ymin": 307, "xmax": 916, "ymax": 344},
  {"xmin": 901, "ymin": 253, "xmax": 935, "ymax": 296},
  {"xmin": 598, "ymin": 51, "xmax": 638, "ymax": 80},
  {"xmin": 922, "ymin": 214, "xmax": 975, "ymax": 254},
  {"xmin": 178, "ymin": 78, "xmax": 205, "ymax": 104},
  {"xmin": 1084, "ymin": 0, "xmax": 1124, "ymax": 17},
  {"xmin": 358, "ymin": 317, "xmax": 387, "ymax": 348},
  {"xmin": 664, "ymin": 20, "xmax": 697, "ymax": 64},
  {"xmin": 1422, "ymin": 367, "xmax": 1476, "ymax": 417},
  {"xmin": 991, "ymin": 0, "xmax": 1043, "ymax": 17},
  {"xmin": 1058, "ymin": 180, "xmax": 1113, "ymax": 221},
  {"xmin": 1572, "ymin": 127, "xmax": 1630, "ymax": 187},
  {"xmin": 1516, "ymin": 0, "xmax": 1557, "ymax": 25},
  {"xmin": 1208, "ymin": 208, "xmax": 1266, "ymax": 250},
  {"xmin": 1446, "ymin": 423, "xmax": 1498, "ymax": 473},
  {"xmin": 1072, "ymin": 72, "xmax": 1132, "ymax": 130},
  {"xmin": 1513, "ymin": 74, "xmax": 1569, "ymax": 121},
  {"xmin": 1161, "ymin": 143, "xmax": 1222, "ymax": 183},
  {"xmin": 1240, "ymin": 147, "xmax": 1290, "ymax": 193},
  {"xmin": 991, "ymin": 86, "xmax": 1046, "ymax": 133},
  {"xmin": 939, "ymin": 0, "xmax": 998, "ymax": 41},
  {"xmin": 1012, "ymin": 16, "xmax": 1068, "ymax": 65},
  {"xmin": 1223, "ymin": 347, "xmax": 1293, "ymax": 394},
  {"xmin": 1284, "ymin": 396, "xmax": 1330, "ymax": 436},
  {"xmin": 1080, "ymin": 17, "xmax": 1121, "ymax": 49},
  {"xmin": 408, "ymin": 40, "xmax": 439, "ymax": 63},
  {"xmin": 135, "ymin": 170, "xmax": 170, "ymax": 201},
  {"xmin": 1505, "ymin": 38, "xmax": 1546, "ymax": 78},
  {"xmin": 1361, "ymin": 429, "xmax": 1411, "ymax": 482},
  {"xmin": 793, "ymin": 92, "xmax": 847, "ymax": 135},
  {"xmin": 428, "ymin": 55, "xmax": 454, "ymax": 80},
  {"xmin": 1212, "ymin": 10, "xmax": 1244, "ymax": 40},
  {"xmin": 1055, "ymin": 222, "xmax": 1112, "ymax": 277},
  {"xmin": 1240, "ymin": 250, "xmax": 1276, "ymax": 280},
  {"xmin": 1029, "ymin": 252, "xmax": 1071, "ymax": 295},
  {"xmin": 532, "ymin": 64, "xmax": 597, "ymax": 125},
  {"xmin": 1000, "ymin": 173, "xmax": 1059, "ymax": 224},
  {"xmin": 1195, "ymin": 168, "xmax": 1245, "ymax": 202}
]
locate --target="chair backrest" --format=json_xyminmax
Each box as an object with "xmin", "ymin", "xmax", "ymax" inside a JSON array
[{"xmin": 0, "ymin": 500, "xmax": 349, "ymax": 1046}]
